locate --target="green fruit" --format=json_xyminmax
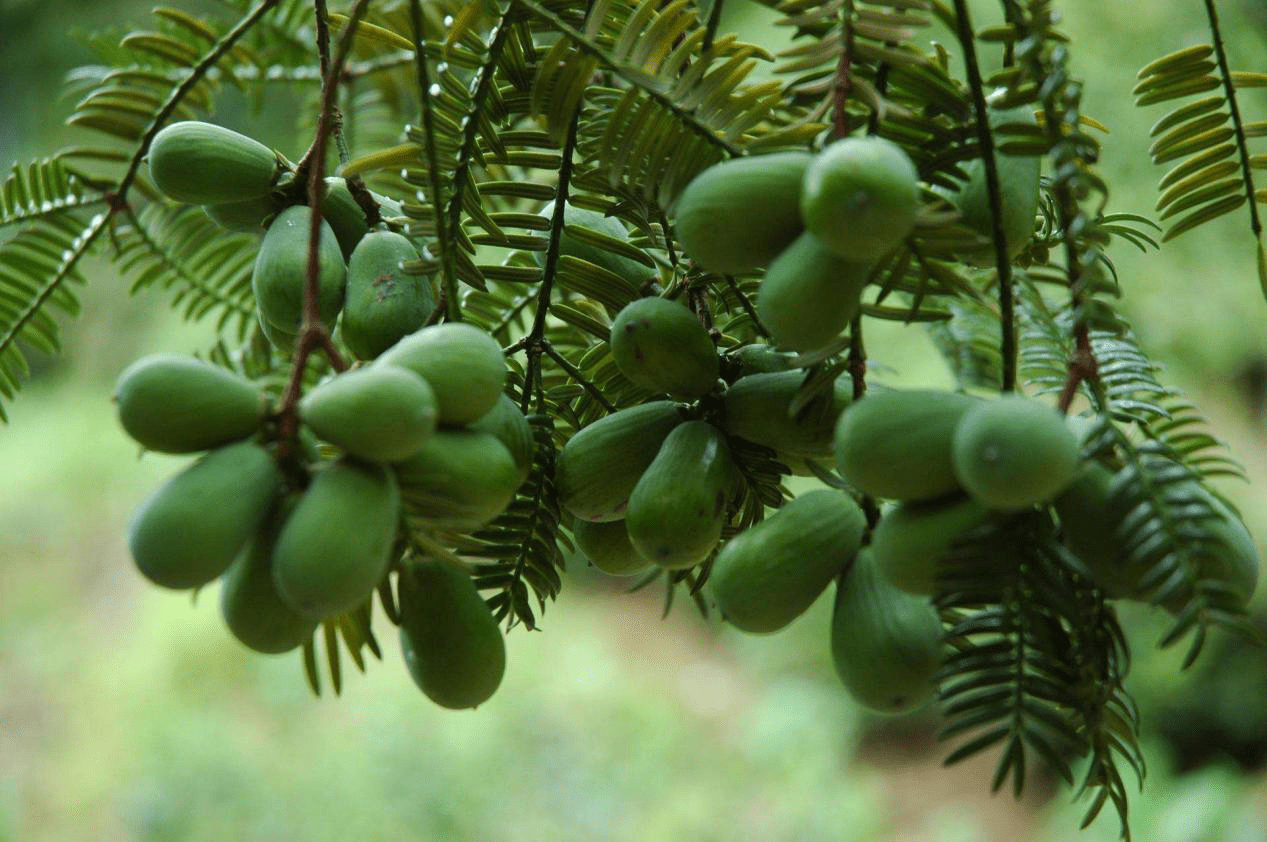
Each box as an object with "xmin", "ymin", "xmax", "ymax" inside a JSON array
[
  {"xmin": 272, "ymin": 460, "xmax": 400, "ymax": 618},
  {"xmin": 394, "ymin": 430, "xmax": 521, "ymax": 530},
  {"xmin": 730, "ymin": 344, "xmax": 794, "ymax": 376},
  {"xmin": 870, "ymin": 496, "xmax": 994, "ymax": 595},
  {"xmin": 1056, "ymin": 464, "xmax": 1259, "ymax": 607},
  {"xmin": 834, "ymin": 389, "xmax": 978, "ymax": 501},
  {"xmin": 572, "ymin": 519, "xmax": 652, "ymax": 577},
  {"xmin": 555, "ymin": 401, "xmax": 685, "ymax": 522},
  {"xmin": 219, "ymin": 501, "xmax": 318, "ymax": 654},
  {"xmin": 801, "ymin": 137, "xmax": 920, "ymax": 262},
  {"xmin": 321, "ymin": 177, "xmax": 370, "ymax": 259},
  {"xmin": 115, "ymin": 353, "xmax": 267, "ymax": 453},
  {"xmin": 610, "ymin": 297, "xmax": 719, "ymax": 398},
  {"xmin": 376, "ymin": 323, "xmax": 506, "ymax": 425},
  {"xmin": 299, "ymin": 367, "xmax": 437, "ymax": 463},
  {"xmin": 831, "ymin": 549, "xmax": 944, "ymax": 714},
  {"xmin": 148, "ymin": 121, "xmax": 280, "ymax": 204},
  {"xmin": 204, "ymin": 193, "xmax": 281, "ymax": 232},
  {"xmin": 626, "ymin": 421, "xmax": 734, "ymax": 569},
  {"xmin": 951, "ymin": 395, "xmax": 1080, "ymax": 509},
  {"xmin": 934, "ymin": 105, "xmax": 1040, "ymax": 266},
  {"xmin": 723, "ymin": 370, "xmax": 851, "ymax": 459},
  {"xmin": 537, "ymin": 201, "xmax": 653, "ymax": 286},
  {"xmin": 674, "ymin": 152, "xmax": 813, "ymax": 275},
  {"xmin": 258, "ymin": 313, "xmax": 298, "ymax": 355},
  {"xmin": 757, "ymin": 231, "xmax": 871, "ymax": 352},
  {"xmin": 398, "ymin": 559, "xmax": 506, "ymax": 710},
  {"xmin": 252, "ymin": 205, "xmax": 347, "ymax": 333},
  {"xmin": 341, "ymin": 230, "xmax": 436, "ymax": 361},
  {"xmin": 711, "ymin": 489, "xmax": 866, "ymax": 633},
  {"xmin": 468, "ymin": 394, "xmax": 535, "ymax": 485},
  {"xmin": 129, "ymin": 442, "xmax": 280, "ymax": 590}
]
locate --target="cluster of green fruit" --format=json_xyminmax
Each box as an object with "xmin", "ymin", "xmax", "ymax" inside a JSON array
[
  {"xmin": 675, "ymin": 137, "xmax": 920, "ymax": 353},
  {"xmin": 148, "ymin": 120, "xmax": 430, "ymax": 357},
  {"xmin": 118, "ymin": 318, "xmax": 524, "ymax": 708}
]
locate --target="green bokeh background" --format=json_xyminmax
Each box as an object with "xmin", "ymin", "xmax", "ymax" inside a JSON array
[{"xmin": 1, "ymin": 1, "xmax": 1266, "ymax": 840}]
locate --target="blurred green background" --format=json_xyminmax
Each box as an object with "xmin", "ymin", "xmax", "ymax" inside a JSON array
[{"xmin": 2, "ymin": 1, "xmax": 1266, "ymax": 840}]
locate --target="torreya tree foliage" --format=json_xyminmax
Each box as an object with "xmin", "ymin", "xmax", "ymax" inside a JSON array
[{"xmin": 2, "ymin": 0, "xmax": 1266, "ymax": 837}]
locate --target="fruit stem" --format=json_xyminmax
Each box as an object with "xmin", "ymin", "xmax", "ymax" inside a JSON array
[
  {"xmin": 832, "ymin": 0, "xmax": 857, "ymax": 139},
  {"xmin": 540, "ymin": 339, "xmax": 617, "ymax": 412},
  {"xmin": 723, "ymin": 275, "xmax": 770, "ymax": 339},
  {"xmin": 520, "ymin": 108, "xmax": 582, "ymax": 414},
  {"xmin": 951, "ymin": 0, "xmax": 1017, "ymax": 392}
]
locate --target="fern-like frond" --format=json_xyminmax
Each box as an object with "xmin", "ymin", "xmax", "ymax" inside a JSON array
[
  {"xmin": 114, "ymin": 204, "xmax": 259, "ymax": 336},
  {"xmin": 1134, "ymin": 35, "xmax": 1263, "ymax": 271},
  {"xmin": 0, "ymin": 211, "xmax": 109, "ymax": 421},
  {"xmin": 1, "ymin": 158, "xmax": 105, "ymax": 230}
]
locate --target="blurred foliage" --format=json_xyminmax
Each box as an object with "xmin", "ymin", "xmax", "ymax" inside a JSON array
[{"xmin": 2, "ymin": 0, "xmax": 1267, "ymax": 840}]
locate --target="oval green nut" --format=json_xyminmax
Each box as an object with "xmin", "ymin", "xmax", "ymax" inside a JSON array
[
  {"xmin": 376, "ymin": 323, "xmax": 506, "ymax": 425},
  {"xmin": 299, "ymin": 366, "xmax": 438, "ymax": 463},
  {"xmin": 394, "ymin": 430, "xmax": 521, "ymax": 531},
  {"xmin": 801, "ymin": 137, "xmax": 920, "ymax": 262},
  {"xmin": 219, "ymin": 500, "xmax": 319, "ymax": 654},
  {"xmin": 398, "ymin": 558, "xmax": 506, "ymax": 710},
  {"xmin": 723, "ymin": 370, "xmax": 851, "ymax": 459},
  {"xmin": 321, "ymin": 177, "xmax": 370, "ymax": 259},
  {"xmin": 148, "ymin": 121, "xmax": 280, "ymax": 204},
  {"xmin": 272, "ymin": 459, "xmax": 400, "ymax": 619},
  {"xmin": 342, "ymin": 230, "xmax": 435, "ymax": 361},
  {"xmin": 204, "ymin": 193, "xmax": 281, "ymax": 232},
  {"xmin": 757, "ymin": 231, "xmax": 872, "ymax": 353},
  {"xmin": 870, "ymin": 496, "xmax": 994, "ymax": 595},
  {"xmin": 571, "ymin": 519, "xmax": 652, "ymax": 577},
  {"xmin": 674, "ymin": 152, "xmax": 813, "ymax": 275},
  {"xmin": 835, "ymin": 389, "xmax": 979, "ymax": 501},
  {"xmin": 711, "ymin": 489, "xmax": 866, "ymax": 633},
  {"xmin": 115, "ymin": 353, "xmax": 267, "ymax": 454},
  {"xmin": 555, "ymin": 401, "xmax": 685, "ymax": 522},
  {"xmin": 951, "ymin": 395, "xmax": 1080, "ymax": 510},
  {"xmin": 468, "ymin": 394, "xmax": 536, "ymax": 485},
  {"xmin": 610, "ymin": 297, "xmax": 719, "ymax": 398},
  {"xmin": 830, "ymin": 549, "xmax": 944, "ymax": 714},
  {"xmin": 626, "ymin": 420, "xmax": 734, "ymax": 569},
  {"xmin": 252, "ymin": 204, "xmax": 347, "ymax": 334},
  {"xmin": 129, "ymin": 441, "xmax": 280, "ymax": 590}
]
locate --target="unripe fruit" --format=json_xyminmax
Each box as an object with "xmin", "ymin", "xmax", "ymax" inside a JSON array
[
  {"xmin": 831, "ymin": 549, "xmax": 944, "ymax": 714},
  {"xmin": 730, "ymin": 344, "xmax": 795, "ymax": 376},
  {"xmin": 572, "ymin": 519, "xmax": 652, "ymax": 577},
  {"xmin": 674, "ymin": 152, "xmax": 812, "ymax": 275},
  {"xmin": 272, "ymin": 460, "xmax": 400, "ymax": 619},
  {"xmin": 204, "ymin": 193, "xmax": 281, "ymax": 232},
  {"xmin": 536, "ymin": 201, "xmax": 653, "ymax": 286},
  {"xmin": 934, "ymin": 105, "xmax": 1040, "ymax": 266},
  {"xmin": 129, "ymin": 442, "xmax": 280, "ymax": 590},
  {"xmin": 376, "ymin": 323, "xmax": 506, "ymax": 425},
  {"xmin": 711, "ymin": 489, "xmax": 866, "ymax": 633},
  {"xmin": 870, "ymin": 496, "xmax": 994, "ymax": 595},
  {"xmin": 299, "ymin": 367, "xmax": 437, "ymax": 463},
  {"xmin": 394, "ymin": 430, "xmax": 521, "ymax": 531},
  {"xmin": 801, "ymin": 137, "xmax": 920, "ymax": 261},
  {"xmin": 555, "ymin": 401, "xmax": 685, "ymax": 522},
  {"xmin": 951, "ymin": 395, "xmax": 1080, "ymax": 509},
  {"xmin": 398, "ymin": 559, "xmax": 506, "ymax": 710},
  {"xmin": 219, "ymin": 500, "xmax": 319, "ymax": 654},
  {"xmin": 757, "ymin": 231, "xmax": 871, "ymax": 352},
  {"xmin": 834, "ymin": 389, "xmax": 978, "ymax": 501},
  {"xmin": 724, "ymin": 370, "xmax": 851, "ymax": 459},
  {"xmin": 610, "ymin": 297, "xmax": 719, "ymax": 398},
  {"xmin": 626, "ymin": 421, "xmax": 734, "ymax": 569},
  {"xmin": 148, "ymin": 121, "xmax": 280, "ymax": 204},
  {"xmin": 468, "ymin": 394, "xmax": 535, "ymax": 485},
  {"xmin": 115, "ymin": 353, "xmax": 267, "ymax": 454},
  {"xmin": 252, "ymin": 205, "xmax": 347, "ymax": 335},
  {"xmin": 321, "ymin": 177, "xmax": 370, "ymax": 259},
  {"xmin": 341, "ymin": 230, "xmax": 436, "ymax": 361}
]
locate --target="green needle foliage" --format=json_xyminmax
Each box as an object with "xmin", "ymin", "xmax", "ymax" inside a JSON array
[{"xmin": 2, "ymin": 0, "xmax": 1264, "ymax": 838}]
